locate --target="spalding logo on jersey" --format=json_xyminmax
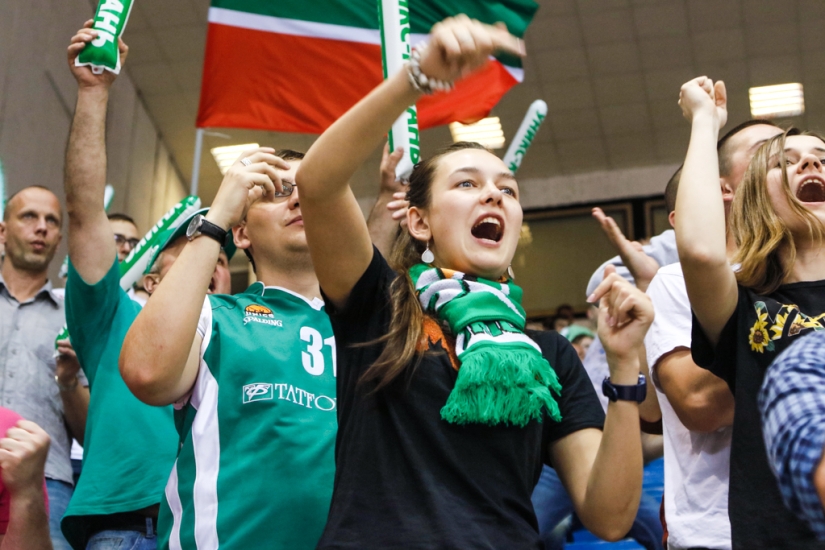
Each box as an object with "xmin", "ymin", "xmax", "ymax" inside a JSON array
[
  {"xmin": 243, "ymin": 304, "xmax": 283, "ymax": 327},
  {"xmin": 245, "ymin": 304, "xmax": 274, "ymax": 317}
]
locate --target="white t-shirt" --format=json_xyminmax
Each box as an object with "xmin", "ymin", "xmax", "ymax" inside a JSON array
[
  {"xmin": 645, "ymin": 262, "xmax": 732, "ymax": 550},
  {"xmin": 581, "ymin": 334, "xmax": 609, "ymax": 412}
]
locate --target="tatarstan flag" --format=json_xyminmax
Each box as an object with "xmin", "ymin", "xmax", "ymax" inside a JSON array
[{"xmin": 196, "ymin": 0, "xmax": 538, "ymax": 133}]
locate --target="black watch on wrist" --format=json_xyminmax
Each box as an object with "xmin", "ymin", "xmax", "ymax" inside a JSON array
[
  {"xmin": 602, "ymin": 374, "xmax": 647, "ymax": 403},
  {"xmin": 186, "ymin": 214, "xmax": 227, "ymax": 246}
]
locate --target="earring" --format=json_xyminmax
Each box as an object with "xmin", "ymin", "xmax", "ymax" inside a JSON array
[
  {"xmin": 507, "ymin": 265, "xmax": 515, "ymax": 280},
  {"xmin": 421, "ymin": 243, "xmax": 434, "ymax": 264}
]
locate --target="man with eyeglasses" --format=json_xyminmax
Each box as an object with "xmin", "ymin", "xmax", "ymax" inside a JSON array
[
  {"xmin": 119, "ymin": 142, "xmax": 409, "ymax": 548},
  {"xmin": 108, "ymin": 213, "xmax": 140, "ymax": 261},
  {"xmin": 0, "ymin": 185, "xmax": 89, "ymax": 550},
  {"xmin": 120, "ymin": 147, "xmax": 342, "ymax": 549},
  {"xmin": 107, "ymin": 213, "xmax": 153, "ymax": 305}
]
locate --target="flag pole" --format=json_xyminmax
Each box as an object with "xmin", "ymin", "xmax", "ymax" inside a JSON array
[
  {"xmin": 502, "ymin": 100, "xmax": 547, "ymax": 174},
  {"xmin": 379, "ymin": 0, "xmax": 418, "ymax": 181},
  {"xmin": 190, "ymin": 127, "xmax": 205, "ymax": 196}
]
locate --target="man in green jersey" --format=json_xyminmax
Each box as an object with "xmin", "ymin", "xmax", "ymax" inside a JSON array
[
  {"xmin": 120, "ymin": 145, "xmax": 339, "ymax": 549},
  {"xmin": 62, "ymin": 26, "xmax": 235, "ymax": 550}
]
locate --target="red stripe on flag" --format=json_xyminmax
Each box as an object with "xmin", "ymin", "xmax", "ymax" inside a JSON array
[
  {"xmin": 197, "ymin": 24, "xmax": 382, "ymax": 133},
  {"xmin": 197, "ymin": 24, "xmax": 519, "ymax": 133},
  {"xmin": 417, "ymin": 62, "xmax": 518, "ymax": 128}
]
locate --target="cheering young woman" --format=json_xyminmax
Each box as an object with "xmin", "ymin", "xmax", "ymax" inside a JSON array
[
  {"xmin": 297, "ymin": 16, "xmax": 651, "ymax": 549},
  {"xmin": 677, "ymin": 77, "xmax": 825, "ymax": 547}
]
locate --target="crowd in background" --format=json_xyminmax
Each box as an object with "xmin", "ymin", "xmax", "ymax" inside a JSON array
[{"xmin": 4, "ymin": 11, "xmax": 825, "ymax": 550}]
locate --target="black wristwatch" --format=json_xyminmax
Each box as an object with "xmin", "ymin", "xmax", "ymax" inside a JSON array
[
  {"xmin": 186, "ymin": 214, "xmax": 227, "ymax": 245},
  {"xmin": 602, "ymin": 374, "xmax": 647, "ymax": 403}
]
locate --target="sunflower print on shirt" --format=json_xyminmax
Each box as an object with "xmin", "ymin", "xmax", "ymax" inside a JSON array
[{"xmin": 749, "ymin": 301, "xmax": 825, "ymax": 353}]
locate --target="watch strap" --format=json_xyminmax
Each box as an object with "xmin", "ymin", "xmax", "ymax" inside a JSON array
[
  {"xmin": 191, "ymin": 217, "xmax": 227, "ymax": 246},
  {"xmin": 602, "ymin": 374, "xmax": 646, "ymax": 403}
]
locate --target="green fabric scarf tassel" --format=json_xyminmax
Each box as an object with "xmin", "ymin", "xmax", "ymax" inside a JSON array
[{"xmin": 441, "ymin": 343, "xmax": 562, "ymax": 427}]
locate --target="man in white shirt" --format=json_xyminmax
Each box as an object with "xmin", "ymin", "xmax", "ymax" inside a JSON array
[
  {"xmin": 644, "ymin": 119, "xmax": 783, "ymax": 549},
  {"xmin": 646, "ymin": 260, "xmax": 733, "ymax": 549}
]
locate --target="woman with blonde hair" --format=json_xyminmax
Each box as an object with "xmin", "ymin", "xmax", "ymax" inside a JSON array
[
  {"xmin": 297, "ymin": 16, "xmax": 652, "ymax": 549},
  {"xmin": 677, "ymin": 76, "xmax": 825, "ymax": 548}
]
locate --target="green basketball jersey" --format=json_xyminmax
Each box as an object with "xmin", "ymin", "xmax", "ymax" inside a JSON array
[{"xmin": 162, "ymin": 283, "xmax": 337, "ymax": 549}]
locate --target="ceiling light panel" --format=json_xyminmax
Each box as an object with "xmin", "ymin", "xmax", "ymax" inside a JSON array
[
  {"xmin": 749, "ymin": 83, "xmax": 804, "ymax": 118},
  {"xmin": 210, "ymin": 143, "xmax": 260, "ymax": 175},
  {"xmin": 449, "ymin": 117, "xmax": 506, "ymax": 149}
]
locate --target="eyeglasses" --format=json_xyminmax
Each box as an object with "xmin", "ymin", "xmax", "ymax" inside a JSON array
[
  {"xmin": 114, "ymin": 234, "xmax": 140, "ymax": 249},
  {"xmin": 270, "ymin": 180, "xmax": 295, "ymax": 199}
]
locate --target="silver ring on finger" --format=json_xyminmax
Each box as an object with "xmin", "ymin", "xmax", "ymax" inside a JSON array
[{"xmin": 241, "ymin": 158, "xmax": 252, "ymax": 167}]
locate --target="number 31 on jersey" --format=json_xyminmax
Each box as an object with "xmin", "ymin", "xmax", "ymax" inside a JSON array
[{"xmin": 300, "ymin": 327, "xmax": 336, "ymax": 377}]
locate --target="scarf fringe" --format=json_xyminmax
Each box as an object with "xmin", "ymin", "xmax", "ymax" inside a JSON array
[{"xmin": 440, "ymin": 344, "xmax": 562, "ymax": 427}]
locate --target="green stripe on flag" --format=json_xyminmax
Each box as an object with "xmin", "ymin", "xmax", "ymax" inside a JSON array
[
  {"xmin": 211, "ymin": 0, "xmax": 536, "ymax": 68},
  {"xmin": 407, "ymin": 0, "xmax": 537, "ymax": 37}
]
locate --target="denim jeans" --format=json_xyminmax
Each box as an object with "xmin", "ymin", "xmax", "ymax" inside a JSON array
[
  {"xmin": 45, "ymin": 478, "xmax": 74, "ymax": 550},
  {"xmin": 532, "ymin": 464, "xmax": 664, "ymax": 550},
  {"xmin": 86, "ymin": 519, "xmax": 157, "ymax": 550}
]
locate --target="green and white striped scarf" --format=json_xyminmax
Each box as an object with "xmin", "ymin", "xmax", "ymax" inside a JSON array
[{"xmin": 410, "ymin": 263, "xmax": 562, "ymax": 427}]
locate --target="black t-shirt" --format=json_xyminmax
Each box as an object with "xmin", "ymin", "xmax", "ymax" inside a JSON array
[
  {"xmin": 317, "ymin": 249, "xmax": 605, "ymax": 550},
  {"xmin": 692, "ymin": 281, "xmax": 825, "ymax": 549}
]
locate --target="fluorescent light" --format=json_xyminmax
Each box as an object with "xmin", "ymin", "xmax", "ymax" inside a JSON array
[
  {"xmin": 210, "ymin": 143, "xmax": 260, "ymax": 175},
  {"xmin": 749, "ymin": 83, "xmax": 804, "ymax": 118},
  {"xmin": 449, "ymin": 117, "xmax": 506, "ymax": 149}
]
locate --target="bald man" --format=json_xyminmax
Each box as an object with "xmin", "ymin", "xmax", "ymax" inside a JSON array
[{"xmin": 0, "ymin": 186, "xmax": 89, "ymax": 550}]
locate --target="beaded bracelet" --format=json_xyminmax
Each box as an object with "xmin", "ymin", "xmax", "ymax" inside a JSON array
[{"xmin": 406, "ymin": 45, "xmax": 454, "ymax": 95}]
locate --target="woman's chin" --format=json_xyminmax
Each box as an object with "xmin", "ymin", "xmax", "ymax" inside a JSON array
[{"xmin": 466, "ymin": 261, "xmax": 509, "ymax": 280}]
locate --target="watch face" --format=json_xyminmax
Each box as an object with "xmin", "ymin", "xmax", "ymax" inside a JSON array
[
  {"xmin": 186, "ymin": 214, "xmax": 203, "ymax": 239},
  {"xmin": 602, "ymin": 378, "xmax": 618, "ymax": 402}
]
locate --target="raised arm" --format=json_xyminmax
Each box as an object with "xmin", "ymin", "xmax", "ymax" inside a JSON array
[
  {"xmin": 296, "ymin": 16, "xmax": 524, "ymax": 307},
  {"xmin": 675, "ymin": 77, "xmax": 738, "ymax": 345},
  {"xmin": 64, "ymin": 22, "xmax": 128, "ymax": 284},
  {"xmin": 120, "ymin": 150, "xmax": 284, "ymax": 405},
  {"xmin": 367, "ymin": 143, "xmax": 408, "ymax": 258},
  {"xmin": 592, "ymin": 207, "xmax": 660, "ymax": 292},
  {"xmin": 551, "ymin": 267, "xmax": 651, "ymax": 541}
]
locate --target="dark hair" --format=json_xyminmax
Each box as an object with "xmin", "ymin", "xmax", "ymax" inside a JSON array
[
  {"xmin": 242, "ymin": 148, "xmax": 305, "ymax": 272},
  {"xmin": 717, "ymin": 119, "xmax": 779, "ymax": 177},
  {"xmin": 4, "ymin": 185, "xmax": 59, "ymax": 222},
  {"xmin": 107, "ymin": 212, "xmax": 137, "ymax": 226},
  {"xmin": 275, "ymin": 149, "xmax": 305, "ymax": 162},
  {"xmin": 360, "ymin": 141, "xmax": 489, "ymax": 390},
  {"xmin": 664, "ymin": 166, "xmax": 682, "ymax": 214}
]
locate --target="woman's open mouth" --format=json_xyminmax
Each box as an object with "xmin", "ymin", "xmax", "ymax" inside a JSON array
[
  {"xmin": 471, "ymin": 216, "xmax": 504, "ymax": 243},
  {"xmin": 796, "ymin": 177, "xmax": 825, "ymax": 203}
]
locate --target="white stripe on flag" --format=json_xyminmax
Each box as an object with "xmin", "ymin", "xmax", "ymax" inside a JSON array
[
  {"xmin": 209, "ymin": 7, "xmax": 380, "ymax": 44},
  {"xmin": 207, "ymin": 9, "xmax": 524, "ymax": 82},
  {"xmin": 166, "ymin": 463, "xmax": 183, "ymax": 550},
  {"xmin": 191, "ymin": 306, "xmax": 220, "ymax": 549}
]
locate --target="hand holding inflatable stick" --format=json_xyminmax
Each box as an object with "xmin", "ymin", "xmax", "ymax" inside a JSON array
[{"xmin": 75, "ymin": 0, "xmax": 135, "ymax": 75}]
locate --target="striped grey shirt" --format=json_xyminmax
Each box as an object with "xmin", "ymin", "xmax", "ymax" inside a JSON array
[{"xmin": 0, "ymin": 274, "xmax": 76, "ymax": 485}]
